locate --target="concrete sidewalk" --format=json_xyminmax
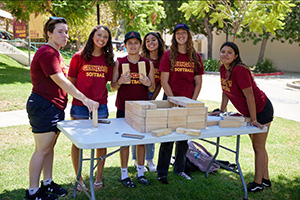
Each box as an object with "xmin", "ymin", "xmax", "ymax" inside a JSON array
[{"xmin": 0, "ymin": 73, "xmax": 299, "ymax": 128}]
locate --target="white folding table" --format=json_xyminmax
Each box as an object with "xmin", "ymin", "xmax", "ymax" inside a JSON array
[{"xmin": 57, "ymin": 117, "xmax": 267, "ymax": 200}]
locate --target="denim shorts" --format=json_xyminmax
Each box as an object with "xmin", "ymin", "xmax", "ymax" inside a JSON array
[
  {"xmin": 257, "ymin": 98, "xmax": 274, "ymax": 125},
  {"xmin": 71, "ymin": 104, "xmax": 108, "ymax": 119},
  {"xmin": 26, "ymin": 92, "xmax": 65, "ymax": 134}
]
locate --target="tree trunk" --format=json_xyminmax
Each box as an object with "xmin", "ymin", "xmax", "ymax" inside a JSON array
[
  {"xmin": 257, "ymin": 36, "xmax": 268, "ymax": 64},
  {"xmin": 203, "ymin": 17, "xmax": 213, "ymax": 59}
]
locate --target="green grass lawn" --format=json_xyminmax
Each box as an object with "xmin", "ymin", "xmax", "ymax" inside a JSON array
[{"xmin": 0, "ymin": 116, "xmax": 299, "ymax": 200}]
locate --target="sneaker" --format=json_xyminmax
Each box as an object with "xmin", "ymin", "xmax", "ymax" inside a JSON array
[
  {"xmin": 262, "ymin": 178, "xmax": 272, "ymax": 187},
  {"xmin": 177, "ymin": 172, "xmax": 191, "ymax": 180},
  {"xmin": 146, "ymin": 160, "xmax": 157, "ymax": 172},
  {"xmin": 247, "ymin": 181, "xmax": 264, "ymax": 192},
  {"xmin": 24, "ymin": 188, "xmax": 58, "ymax": 200},
  {"xmin": 158, "ymin": 176, "xmax": 168, "ymax": 184},
  {"xmin": 134, "ymin": 160, "xmax": 148, "ymax": 172},
  {"xmin": 40, "ymin": 181, "xmax": 68, "ymax": 197}
]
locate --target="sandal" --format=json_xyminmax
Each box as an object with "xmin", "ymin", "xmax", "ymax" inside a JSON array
[
  {"xmin": 137, "ymin": 176, "xmax": 150, "ymax": 186},
  {"xmin": 76, "ymin": 183, "xmax": 88, "ymax": 192},
  {"xmin": 93, "ymin": 181, "xmax": 103, "ymax": 189},
  {"xmin": 120, "ymin": 177, "xmax": 136, "ymax": 188}
]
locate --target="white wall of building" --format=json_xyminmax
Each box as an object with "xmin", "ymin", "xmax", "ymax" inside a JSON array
[{"xmin": 201, "ymin": 32, "xmax": 300, "ymax": 73}]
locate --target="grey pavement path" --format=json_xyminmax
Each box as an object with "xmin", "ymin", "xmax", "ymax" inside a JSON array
[{"xmin": 0, "ymin": 73, "xmax": 299, "ymax": 128}]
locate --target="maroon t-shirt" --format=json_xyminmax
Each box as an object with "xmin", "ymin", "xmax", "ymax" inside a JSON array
[
  {"xmin": 219, "ymin": 64, "xmax": 267, "ymax": 116},
  {"xmin": 68, "ymin": 52, "xmax": 113, "ymax": 106},
  {"xmin": 159, "ymin": 50, "xmax": 204, "ymax": 98},
  {"xmin": 115, "ymin": 56, "xmax": 151, "ymax": 111},
  {"xmin": 152, "ymin": 58, "xmax": 161, "ymax": 86},
  {"xmin": 30, "ymin": 45, "xmax": 68, "ymax": 110}
]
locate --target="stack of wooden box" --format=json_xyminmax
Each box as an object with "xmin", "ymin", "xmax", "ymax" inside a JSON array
[{"xmin": 125, "ymin": 96, "xmax": 207, "ymax": 133}]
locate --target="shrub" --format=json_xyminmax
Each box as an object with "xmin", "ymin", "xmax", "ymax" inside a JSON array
[
  {"xmin": 203, "ymin": 59, "xmax": 220, "ymax": 72},
  {"xmin": 251, "ymin": 58, "xmax": 278, "ymax": 73}
]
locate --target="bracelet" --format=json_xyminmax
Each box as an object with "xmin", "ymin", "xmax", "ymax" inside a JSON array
[{"xmin": 148, "ymin": 81, "xmax": 152, "ymax": 87}]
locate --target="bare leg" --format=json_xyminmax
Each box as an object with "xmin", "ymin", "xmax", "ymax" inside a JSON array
[
  {"xmin": 120, "ymin": 146, "xmax": 129, "ymax": 168},
  {"xmin": 136, "ymin": 145, "xmax": 145, "ymax": 166},
  {"xmin": 29, "ymin": 131, "xmax": 56, "ymax": 188},
  {"xmin": 71, "ymin": 143, "xmax": 85, "ymax": 185},
  {"xmin": 249, "ymin": 122, "xmax": 271, "ymax": 184},
  {"xmin": 43, "ymin": 133, "xmax": 59, "ymax": 180},
  {"xmin": 95, "ymin": 148, "xmax": 106, "ymax": 183}
]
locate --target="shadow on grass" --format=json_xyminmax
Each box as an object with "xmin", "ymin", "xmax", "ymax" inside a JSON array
[
  {"xmin": 243, "ymin": 172, "xmax": 300, "ymax": 200},
  {"xmin": 1, "ymin": 166, "xmax": 299, "ymax": 200},
  {"xmin": 0, "ymin": 62, "xmax": 31, "ymax": 84}
]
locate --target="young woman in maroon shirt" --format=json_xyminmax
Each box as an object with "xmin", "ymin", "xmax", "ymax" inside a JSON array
[{"xmin": 211, "ymin": 41, "xmax": 274, "ymax": 192}]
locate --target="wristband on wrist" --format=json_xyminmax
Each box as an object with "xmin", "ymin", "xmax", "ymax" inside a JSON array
[{"xmin": 148, "ymin": 81, "xmax": 152, "ymax": 87}]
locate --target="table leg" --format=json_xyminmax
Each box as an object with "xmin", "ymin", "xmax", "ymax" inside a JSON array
[
  {"xmin": 205, "ymin": 137, "xmax": 220, "ymax": 178},
  {"xmin": 235, "ymin": 135, "xmax": 248, "ymax": 200},
  {"xmin": 73, "ymin": 149, "xmax": 83, "ymax": 198},
  {"xmin": 90, "ymin": 149, "xmax": 96, "ymax": 200}
]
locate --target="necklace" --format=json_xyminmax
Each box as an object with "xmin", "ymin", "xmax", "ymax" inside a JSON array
[{"xmin": 127, "ymin": 56, "xmax": 140, "ymax": 64}]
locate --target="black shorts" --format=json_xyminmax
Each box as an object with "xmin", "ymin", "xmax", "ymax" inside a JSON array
[
  {"xmin": 257, "ymin": 98, "xmax": 274, "ymax": 125},
  {"xmin": 26, "ymin": 92, "xmax": 65, "ymax": 134}
]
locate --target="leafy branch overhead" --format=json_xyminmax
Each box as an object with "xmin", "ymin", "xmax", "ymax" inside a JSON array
[
  {"xmin": 110, "ymin": 0, "xmax": 166, "ymax": 36},
  {"xmin": 179, "ymin": 0, "xmax": 295, "ymax": 42}
]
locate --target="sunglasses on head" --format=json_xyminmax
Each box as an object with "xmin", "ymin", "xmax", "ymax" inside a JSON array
[{"xmin": 50, "ymin": 16, "xmax": 65, "ymax": 20}]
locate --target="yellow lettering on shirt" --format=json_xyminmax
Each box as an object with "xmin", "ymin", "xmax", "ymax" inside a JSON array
[
  {"xmin": 130, "ymin": 72, "xmax": 142, "ymax": 84},
  {"xmin": 221, "ymin": 77, "xmax": 232, "ymax": 92},
  {"xmin": 82, "ymin": 65, "xmax": 108, "ymax": 73},
  {"xmin": 86, "ymin": 72, "xmax": 105, "ymax": 78},
  {"xmin": 174, "ymin": 61, "xmax": 195, "ymax": 73}
]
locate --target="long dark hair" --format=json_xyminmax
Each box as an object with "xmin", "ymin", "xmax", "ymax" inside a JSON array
[
  {"xmin": 170, "ymin": 29, "xmax": 201, "ymax": 71},
  {"xmin": 81, "ymin": 25, "xmax": 115, "ymax": 66},
  {"xmin": 220, "ymin": 41, "xmax": 248, "ymax": 82},
  {"xmin": 141, "ymin": 32, "xmax": 165, "ymax": 62}
]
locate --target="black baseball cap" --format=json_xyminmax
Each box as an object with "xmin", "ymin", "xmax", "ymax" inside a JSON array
[
  {"xmin": 173, "ymin": 23, "xmax": 190, "ymax": 33},
  {"xmin": 124, "ymin": 31, "xmax": 142, "ymax": 44}
]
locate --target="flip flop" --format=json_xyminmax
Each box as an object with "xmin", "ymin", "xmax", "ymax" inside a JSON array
[
  {"xmin": 93, "ymin": 181, "xmax": 103, "ymax": 189},
  {"xmin": 77, "ymin": 183, "xmax": 88, "ymax": 192}
]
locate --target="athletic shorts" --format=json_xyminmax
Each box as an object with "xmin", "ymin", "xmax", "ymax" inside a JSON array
[
  {"xmin": 257, "ymin": 98, "xmax": 274, "ymax": 125},
  {"xmin": 26, "ymin": 92, "xmax": 65, "ymax": 134},
  {"xmin": 70, "ymin": 104, "xmax": 108, "ymax": 119}
]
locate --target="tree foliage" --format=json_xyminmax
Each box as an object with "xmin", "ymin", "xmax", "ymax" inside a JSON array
[
  {"xmin": 274, "ymin": 1, "xmax": 300, "ymax": 45},
  {"xmin": 156, "ymin": 0, "xmax": 204, "ymax": 35},
  {"xmin": 180, "ymin": 0, "xmax": 296, "ymax": 62},
  {"xmin": 110, "ymin": 0, "xmax": 166, "ymax": 37},
  {"xmin": 68, "ymin": 2, "xmax": 119, "ymax": 50},
  {"xmin": 2, "ymin": 0, "xmax": 96, "ymax": 26}
]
